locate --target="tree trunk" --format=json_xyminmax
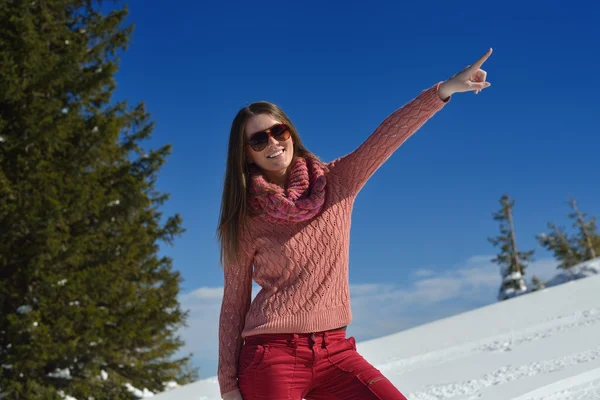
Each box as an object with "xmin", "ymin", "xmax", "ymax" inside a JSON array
[{"xmin": 506, "ymin": 204, "xmax": 522, "ymax": 275}]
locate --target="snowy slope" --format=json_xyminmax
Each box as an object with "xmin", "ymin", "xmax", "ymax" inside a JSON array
[{"xmin": 154, "ymin": 272, "xmax": 600, "ymax": 400}]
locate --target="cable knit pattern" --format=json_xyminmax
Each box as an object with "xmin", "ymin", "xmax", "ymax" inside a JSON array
[{"xmin": 218, "ymin": 82, "xmax": 449, "ymax": 397}]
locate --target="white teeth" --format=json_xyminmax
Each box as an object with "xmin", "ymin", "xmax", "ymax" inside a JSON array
[{"xmin": 267, "ymin": 150, "xmax": 283, "ymax": 159}]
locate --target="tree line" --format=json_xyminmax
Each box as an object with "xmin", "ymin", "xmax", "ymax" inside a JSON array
[{"xmin": 489, "ymin": 194, "xmax": 599, "ymax": 301}]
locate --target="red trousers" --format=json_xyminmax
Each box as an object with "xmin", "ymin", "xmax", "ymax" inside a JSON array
[{"xmin": 238, "ymin": 328, "xmax": 408, "ymax": 400}]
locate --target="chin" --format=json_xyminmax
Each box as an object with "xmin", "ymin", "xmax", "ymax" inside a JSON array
[{"xmin": 266, "ymin": 161, "xmax": 291, "ymax": 173}]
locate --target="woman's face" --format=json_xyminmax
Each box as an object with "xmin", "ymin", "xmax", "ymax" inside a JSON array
[{"xmin": 245, "ymin": 114, "xmax": 294, "ymax": 185}]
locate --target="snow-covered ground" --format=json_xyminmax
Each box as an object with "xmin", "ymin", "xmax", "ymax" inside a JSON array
[
  {"xmin": 154, "ymin": 261, "xmax": 600, "ymax": 400},
  {"xmin": 544, "ymin": 257, "xmax": 600, "ymax": 289}
]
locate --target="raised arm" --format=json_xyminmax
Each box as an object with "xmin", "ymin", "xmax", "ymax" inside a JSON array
[
  {"xmin": 329, "ymin": 48, "xmax": 493, "ymax": 197},
  {"xmin": 217, "ymin": 241, "xmax": 254, "ymax": 399},
  {"xmin": 329, "ymin": 83, "xmax": 448, "ymax": 195}
]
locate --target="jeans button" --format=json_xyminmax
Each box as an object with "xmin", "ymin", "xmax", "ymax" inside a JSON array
[{"xmin": 310, "ymin": 333, "xmax": 317, "ymax": 341}]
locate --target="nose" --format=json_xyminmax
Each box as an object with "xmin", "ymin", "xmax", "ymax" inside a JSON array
[{"xmin": 267, "ymin": 134, "xmax": 279, "ymax": 146}]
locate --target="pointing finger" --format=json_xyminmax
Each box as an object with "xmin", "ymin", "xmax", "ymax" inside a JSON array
[{"xmin": 471, "ymin": 48, "xmax": 493, "ymax": 71}]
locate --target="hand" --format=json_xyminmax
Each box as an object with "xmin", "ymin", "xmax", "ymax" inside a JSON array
[
  {"xmin": 222, "ymin": 389, "xmax": 243, "ymax": 400},
  {"xmin": 438, "ymin": 48, "xmax": 493, "ymax": 100}
]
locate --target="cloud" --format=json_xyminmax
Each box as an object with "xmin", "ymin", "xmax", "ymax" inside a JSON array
[
  {"xmin": 462, "ymin": 254, "xmax": 559, "ymax": 283},
  {"xmin": 187, "ymin": 287, "xmax": 224, "ymax": 300},
  {"xmin": 175, "ymin": 255, "xmax": 560, "ymax": 378},
  {"xmin": 413, "ymin": 269, "xmax": 435, "ymax": 278},
  {"xmin": 347, "ymin": 256, "xmax": 558, "ymax": 340}
]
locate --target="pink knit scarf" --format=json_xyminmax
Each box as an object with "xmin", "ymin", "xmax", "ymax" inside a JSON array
[{"xmin": 248, "ymin": 155, "xmax": 327, "ymax": 223}]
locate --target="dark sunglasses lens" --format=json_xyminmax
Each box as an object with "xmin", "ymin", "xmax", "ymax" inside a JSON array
[
  {"xmin": 248, "ymin": 124, "xmax": 290, "ymax": 151},
  {"xmin": 249, "ymin": 132, "xmax": 268, "ymax": 151},
  {"xmin": 271, "ymin": 124, "xmax": 289, "ymax": 138}
]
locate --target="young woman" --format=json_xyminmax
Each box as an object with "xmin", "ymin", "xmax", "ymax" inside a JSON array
[{"xmin": 217, "ymin": 48, "xmax": 493, "ymax": 400}]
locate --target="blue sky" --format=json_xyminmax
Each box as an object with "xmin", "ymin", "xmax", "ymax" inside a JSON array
[{"xmin": 112, "ymin": 0, "xmax": 599, "ymax": 378}]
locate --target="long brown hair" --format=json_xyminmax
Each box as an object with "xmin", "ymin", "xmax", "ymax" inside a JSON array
[{"xmin": 217, "ymin": 101, "xmax": 318, "ymax": 267}]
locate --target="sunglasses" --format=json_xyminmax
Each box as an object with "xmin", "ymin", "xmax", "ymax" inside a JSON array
[{"xmin": 246, "ymin": 123, "xmax": 291, "ymax": 152}]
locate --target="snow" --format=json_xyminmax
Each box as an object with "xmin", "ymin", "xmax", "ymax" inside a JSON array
[
  {"xmin": 504, "ymin": 271, "xmax": 523, "ymax": 282},
  {"xmin": 48, "ymin": 368, "xmax": 72, "ymax": 379},
  {"xmin": 57, "ymin": 390, "xmax": 77, "ymax": 400},
  {"xmin": 152, "ymin": 265, "xmax": 600, "ymax": 400},
  {"xmin": 545, "ymin": 258, "xmax": 600, "ymax": 288},
  {"xmin": 125, "ymin": 383, "xmax": 155, "ymax": 398},
  {"xmin": 163, "ymin": 381, "xmax": 180, "ymax": 391},
  {"xmin": 16, "ymin": 305, "xmax": 32, "ymax": 314}
]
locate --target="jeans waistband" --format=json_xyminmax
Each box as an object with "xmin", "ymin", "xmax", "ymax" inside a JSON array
[{"xmin": 244, "ymin": 326, "xmax": 347, "ymax": 348}]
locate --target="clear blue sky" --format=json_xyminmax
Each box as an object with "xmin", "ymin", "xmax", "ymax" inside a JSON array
[{"xmin": 111, "ymin": 0, "xmax": 599, "ymax": 377}]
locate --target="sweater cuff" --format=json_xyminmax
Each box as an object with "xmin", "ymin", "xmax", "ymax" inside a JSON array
[
  {"xmin": 433, "ymin": 81, "xmax": 451, "ymax": 104},
  {"xmin": 410, "ymin": 81, "xmax": 451, "ymax": 114},
  {"xmin": 221, "ymin": 388, "xmax": 241, "ymax": 399}
]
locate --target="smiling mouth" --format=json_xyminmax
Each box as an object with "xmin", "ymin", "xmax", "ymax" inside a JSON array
[{"xmin": 267, "ymin": 149, "xmax": 284, "ymax": 159}]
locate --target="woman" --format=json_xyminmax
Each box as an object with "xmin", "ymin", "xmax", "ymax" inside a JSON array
[{"xmin": 217, "ymin": 48, "xmax": 493, "ymax": 400}]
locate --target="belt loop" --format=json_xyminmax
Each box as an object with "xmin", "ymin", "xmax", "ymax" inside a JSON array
[
  {"xmin": 290, "ymin": 333, "xmax": 299, "ymax": 348},
  {"xmin": 323, "ymin": 331, "xmax": 330, "ymax": 348}
]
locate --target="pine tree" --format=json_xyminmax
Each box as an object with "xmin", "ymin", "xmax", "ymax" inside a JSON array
[
  {"xmin": 568, "ymin": 197, "xmax": 599, "ymax": 261},
  {"xmin": 488, "ymin": 194, "xmax": 534, "ymax": 301},
  {"xmin": 536, "ymin": 223, "xmax": 583, "ymax": 270},
  {"xmin": 0, "ymin": 1, "xmax": 196, "ymax": 398}
]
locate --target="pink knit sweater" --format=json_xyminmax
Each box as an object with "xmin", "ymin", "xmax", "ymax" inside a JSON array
[{"xmin": 218, "ymin": 83, "xmax": 449, "ymax": 396}]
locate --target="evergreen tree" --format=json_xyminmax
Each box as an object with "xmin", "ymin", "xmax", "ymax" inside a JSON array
[
  {"xmin": 488, "ymin": 194, "xmax": 534, "ymax": 301},
  {"xmin": 0, "ymin": 1, "xmax": 196, "ymax": 398},
  {"xmin": 568, "ymin": 197, "xmax": 599, "ymax": 260},
  {"xmin": 536, "ymin": 223, "xmax": 583, "ymax": 270},
  {"xmin": 529, "ymin": 275, "xmax": 546, "ymax": 292}
]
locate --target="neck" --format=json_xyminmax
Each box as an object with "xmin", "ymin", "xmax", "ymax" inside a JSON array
[
  {"xmin": 264, "ymin": 169, "xmax": 288, "ymax": 187},
  {"xmin": 264, "ymin": 156, "xmax": 298, "ymax": 187}
]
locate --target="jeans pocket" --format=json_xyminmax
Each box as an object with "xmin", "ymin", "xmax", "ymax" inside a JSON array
[
  {"xmin": 238, "ymin": 343, "xmax": 267, "ymax": 373},
  {"xmin": 326, "ymin": 336, "xmax": 357, "ymax": 371}
]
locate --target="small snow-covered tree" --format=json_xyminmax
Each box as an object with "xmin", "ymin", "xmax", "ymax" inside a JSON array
[
  {"xmin": 537, "ymin": 223, "xmax": 583, "ymax": 270},
  {"xmin": 488, "ymin": 194, "xmax": 534, "ymax": 301},
  {"xmin": 568, "ymin": 197, "xmax": 599, "ymax": 261},
  {"xmin": 529, "ymin": 275, "xmax": 546, "ymax": 292}
]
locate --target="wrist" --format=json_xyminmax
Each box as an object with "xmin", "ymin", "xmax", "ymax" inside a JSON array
[{"xmin": 438, "ymin": 81, "xmax": 452, "ymax": 101}]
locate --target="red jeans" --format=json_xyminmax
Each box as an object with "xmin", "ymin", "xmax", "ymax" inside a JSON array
[{"xmin": 238, "ymin": 328, "xmax": 408, "ymax": 400}]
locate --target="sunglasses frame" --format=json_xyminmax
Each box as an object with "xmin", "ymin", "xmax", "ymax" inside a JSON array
[{"xmin": 246, "ymin": 123, "xmax": 291, "ymax": 152}]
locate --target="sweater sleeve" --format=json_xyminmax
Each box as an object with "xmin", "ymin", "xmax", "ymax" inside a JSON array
[
  {"xmin": 328, "ymin": 82, "xmax": 449, "ymax": 196},
  {"xmin": 217, "ymin": 236, "xmax": 254, "ymax": 397}
]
